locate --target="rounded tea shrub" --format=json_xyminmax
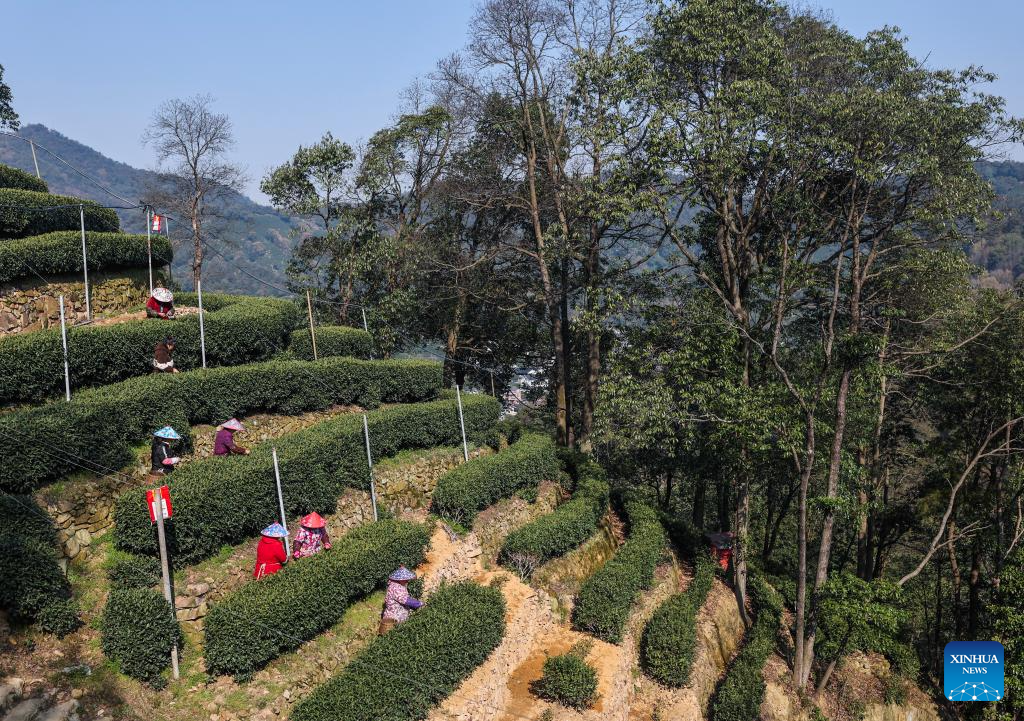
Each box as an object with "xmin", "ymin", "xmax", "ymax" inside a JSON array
[
  {"xmin": 101, "ymin": 588, "xmax": 182, "ymax": 685},
  {"xmin": 532, "ymin": 651, "xmax": 599, "ymax": 710}
]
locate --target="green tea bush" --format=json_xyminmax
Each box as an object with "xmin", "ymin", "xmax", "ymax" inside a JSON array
[
  {"xmin": 114, "ymin": 394, "xmax": 500, "ymax": 565},
  {"xmin": 571, "ymin": 496, "xmax": 666, "ymax": 643},
  {"xmin": 0, "ymin": 163, "xmax": 48, "ymax": 192},
  {"xmin": 499, "ymin": 468, "xmax": 609, "ymax": 577},
  {"xmin": 101, "ymin": 588, "xmax": 182, "ymax": 685},
  {"xmin": 205, "ymin": 520, "xmax": 430, "ymax": 675},
  {"xmin": 106, "ymin": 554, "xmax": 161, "ymax": 591},
  {"xmin": 0, "ymin": 188, "xmax": 120, "ymax": 238},
  {"xmin": 2, "ymin": 356, "xmax": 441, "ymax": 491},
  {"xmin": 531, "ymin": 646, "xmax": 599, "ymax": 710},
  {"xmin": 292, "ymin": 581, "xmax": 505, "ymax": 721},
  {"xmin": 640, "ymin": 552, "xmax": 716, "ymax": 687},
  {"xmin": 709, "ymin": 575, "xmax": 783, "ymax": 721},
  {"xmin": 431, "ymin": 433, "xmax": 558, "ymax": 525},
  {"xmin": 0, "ymin": 294, "xmax": 300, "ymax": 405},
  {"xmin": 291, "ymin": 326, "xmax": 373, "ymax": 360},
  {"xmin": 0, "ymin": 536, "xmax": 82, "ymax": 636},
  {"xmin": 0, "ymin": 495, "xmax": 81, "ymax": 636},
  {"xmin": 0, "ymin": 231, "xmax": 174, "ymax": 284}
]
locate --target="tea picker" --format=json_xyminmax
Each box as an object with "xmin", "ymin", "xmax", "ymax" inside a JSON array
[
  {"xmin": 253, "ymin": 523, "xmax": 289, "ymax": 579},
  {"xmin": 378, "ymin": 566, "xmax": 424, "ymax": 635},
  {"xmin": 214, "ymin": 418, "xmax": 250, "ymax": 456},
  {"xmin": 292, "ymin": 512, "xmax": 331, "ymax": 559},
  {"xmin": 148, "ymin": 426, "xmax": 181, "ymax": 482},
  {"xmin": 146, "ymin": 287, "xmax": 176, "ymax": 319}
]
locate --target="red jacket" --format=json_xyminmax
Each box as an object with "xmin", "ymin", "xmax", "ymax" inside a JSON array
[
  {"xmin": 147, "ymin": 296, "xmax": 174, "ymax": 318},
  {"xmin": 254, "ymin": 536, "xmax": 287, "ymax": 579}
]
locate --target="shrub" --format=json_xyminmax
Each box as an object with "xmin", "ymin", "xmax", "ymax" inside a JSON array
[
  {"xmin": 292, "ymin": 581, "xmax": 505, "ymax": 721},
  {"xmin": 2, "ymin": 356, "xmax": 441, "ymax": 491},
  {"xmin": 531, "ymin": 645, "xmax": 599, "ymax": 710},
  {"xmin": 431, "ymin": 433, "xmax": 558, "ymax": 525},
  {"xmin": 290, "ymin": 326, "xmax": 373, "ymax": 360},
  {"xmin": 709, "ymin": 575, "xmax": 783, "ymax": 721},
  {"xmin": 0, "ymin": 495, "xmax": 81, "ymax": 636},
  {"xmin": 114, "ymin": 394, "xmax": 500, "ymax": 565},
  {"xmin": 640, "ymin": 552, "xmax": 716, "ymax": 687},
  {"xmin": 499, "ymin": 469, "xmax": 609, "ymax": 577},
  {"xmin": 107, "ymin": 554, "xmax": 161, "ymax": 591},
  {"xmin": 0, "ymin": 188, "xmax": 120, "ymax": 238},
  {"xmin": 0, "ymin": 231, "xmax": 174, "ymax": 284},
  {"xmin": 0, "ymin": 536, "xmax": 82, "ymax": 637},
  {"xmin": 0, "ymin": 294, "xmax": 301, "ymax": 405},
  {"xmin": 0, "ymin": 163, "xmax": 48, "ymax": 192},
  {"xmin": 205, "ymin": 520, "xmax": 430, "ymax": 675},
  {"xmin": 101, "ymin": 588, "xmax": 182, "ymax": 685},
  {"xmin": 571, "ymin": 496, "xmax": 666, "ymax": 643}
]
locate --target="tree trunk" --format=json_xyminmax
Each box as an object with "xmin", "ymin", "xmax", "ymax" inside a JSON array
[
  {"xmin": 579, "ymin": 232, "xmax": 601, "ymax": 453},
  {"xmin": 793, "ymin": 413, "xmax": 816, "ymax": 687}
]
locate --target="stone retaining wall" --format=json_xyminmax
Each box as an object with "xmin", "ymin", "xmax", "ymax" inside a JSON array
[{"xmin": 0, "ymin": 268, "xmax": 168, "ymax": 336}]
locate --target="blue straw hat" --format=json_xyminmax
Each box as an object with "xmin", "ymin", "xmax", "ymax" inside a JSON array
[
  {"xmin": 153, "ymin": 426, "xmax": 181, "ymax": 440},
  {"xmin": 389, "ymin": 566, "xmax": 416, "ymax": 582},
  {"xmin": 261, "ymin": 523, "xmax": 289, "ymax": 538}
]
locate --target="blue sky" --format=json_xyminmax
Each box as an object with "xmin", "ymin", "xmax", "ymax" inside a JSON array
[{"xmin": 4, "ymin": 0, "xmax": 1022, "ymax": 201}]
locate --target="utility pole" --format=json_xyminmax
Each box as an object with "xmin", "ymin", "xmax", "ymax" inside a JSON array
[
  {"xmin": 362, "ymin": 414, "xmax": 379, "ymax": 522},
  {"xmin": 59, "ymin": 295, "xmax": 71, "ymax": 402},
  {"xmin": 145, "ymin": 207, "xmax": 154, "ymax": 295},
  {"xmin": 152, "ymin": 491, "xmax": 180, "ymax": 680},
  {"xmin": 272, "ymin": 448, "xmax": 291, "ymax": 557},
  {"xmin": 197, "ymin": 278, "xmax": 207, "ymax": 368}
]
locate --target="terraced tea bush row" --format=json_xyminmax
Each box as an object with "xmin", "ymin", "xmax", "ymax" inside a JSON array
[
  {"xmin": 292, "ymin": 581, "xmax": 505, "ymax": 721},
  {"xmin": 431, "ymin": 432, "xmax": 558, "ymax": 525},
  {"xmin": 0, "ymin": 231, "xmax": 173, "ymax": 284},
  {"xmin": 0, "ymin": 163, "xmax": 48, "ymax": 192},
  {"xmin": 640, "ymin": 551, "xmax": 716, "ymax": 687},
  {"xmin": 0, "ymin": 495, "xmax": 81, "ymax": 636},
  {"xmin": 499, "ymin": 462, "xmax": 609, "ymax": 576},
  {"xmin": 205, "ymin": 520, "xmax": 430, "ymax": 675},
  {"xmin": 709, "ymin": 575, "xmax": 784, "ymax": 721},
  {"xmin": 571, "ymin": 496, "xmax": 666, "ymax": 643},
  {"xmin": 114, "ymin": 394, "xmax": 500, "ymax": 565},
  {"xmin": 0, "ymin": 294, "xmax": 301, "ymax": 405},
  {"xmin": 0, "ymin": 188, "xmax": 120, "ymax": 238},
  {"xmin": 101, "ymin": 588, "xmax": 182, "ymax": 686},
  {"xmin": 290, "ymin": 326, "xmax": 373, "ymax": 361},
  {"xmin": 1, "ymin": 356, "xmax": 440, "ymax": 491}
]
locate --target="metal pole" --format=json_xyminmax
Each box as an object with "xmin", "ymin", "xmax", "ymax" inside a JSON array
[
  {"xmin": 456, "ymin": 383, "xmax": 469, "ymax": 462},
  {"xmin": 306, "ymin": 290, "xmax": 318, "ymax": 361},
  {"xmin": 362, "ymin": 414, "xmax": 378, "ymax": 522},
  {"xmin": 79, "ymin": 205, "xmax": 91, "ymax": 320},
  {"xmin": 272, "ymin": 448, "xmax": 291, "ymax": 557},
  {"xmin": 196, "ymin": 277, "xmax": 207, "ymax": 368},
  {"xmin": 164, "ymin": 218, "xmax": 173, "ymax": 286},
  {"xmin": 146, "ymin": 207, "xmax": 154, "ymax": 295},
  {"xmin": 490, "ymin": 371, "xmax": 496, "ymax": 398},
  {"xmin": 152, "ymin": 493, "xmax": 180, "ymax": 680},
  {"xmin": 29, "ymin": 140, "xmax": 41, "ymax": 179},
  {"xmin": 361, "ymin": 307, "xmax": 373, "ymax": 359},
  {"xmin": 59, "ymin": 295, "xmax": 71, "ymax": 402}
]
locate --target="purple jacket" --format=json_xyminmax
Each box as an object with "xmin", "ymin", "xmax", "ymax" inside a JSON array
[{"xmin": 214, "ymin": 428, "xmax": 237, "ymax": 456}]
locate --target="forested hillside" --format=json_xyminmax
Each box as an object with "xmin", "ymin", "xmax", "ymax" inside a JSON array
[
  {"xmin": 975, "ymin": 160, "xmax": 1024, "ymax": 285},
  {"xmin": 0, "ymin": 124, "xmax": 301, "ymax": 293}
]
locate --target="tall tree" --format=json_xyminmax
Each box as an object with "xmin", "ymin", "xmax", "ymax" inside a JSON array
[
  {"xmin": 260, "ymin": 132, "xmax": 360, "ymax": 315},
  {"xmin": 0, "ymin": 64, "xmax": 18, "ymax": 131},
  {"xmin": 143, "ymin": 94, "xmax": 246, "ymax": 287}
]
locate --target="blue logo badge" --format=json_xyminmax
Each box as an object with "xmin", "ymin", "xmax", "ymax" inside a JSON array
[{"xmin": 944, "ymin": 641, "xmax": 1004, "ymax": 701}]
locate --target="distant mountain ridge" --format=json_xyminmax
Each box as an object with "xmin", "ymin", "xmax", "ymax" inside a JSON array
[{"xmin": 0, "ymin": 124, "xmax": 299, "ymax": 294}]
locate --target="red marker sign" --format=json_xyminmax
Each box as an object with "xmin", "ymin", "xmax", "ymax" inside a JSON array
[
  {"xmin": 146, "ymin": 486, "xmax": 173, "ymax": 522},
  {"xmin": 151, "ymin": 214, "xmax": 163, "ymax": 232}
]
